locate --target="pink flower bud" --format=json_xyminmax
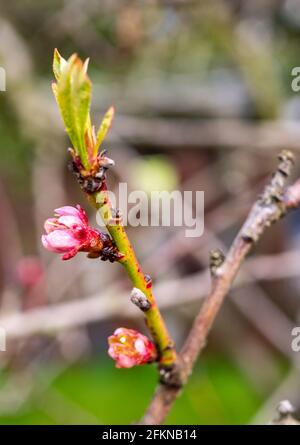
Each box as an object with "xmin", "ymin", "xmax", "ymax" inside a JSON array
[
  {"xmin": 41, "ymin": 205, "xmax": 105, "ymax": 260},
  {"xmin": 108, "ymin": 328, "xmax": 157, "ymax": 368}
]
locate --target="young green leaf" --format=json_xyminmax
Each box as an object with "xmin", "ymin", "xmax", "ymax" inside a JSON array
[
  {"xmin": 95, "ymin": 106, "xmax": 115, "ymax": 155},
  {"xmin": 52, "ymin": 51, "xmax": 92, "ymax": 169},
  {"xmin": 53, "ymin": 48, "xmax": 67, "ymax": 81}
]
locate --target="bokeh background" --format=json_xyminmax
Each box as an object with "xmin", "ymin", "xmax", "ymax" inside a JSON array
[{"xmin": 1, "ymin": 0, "xmax": 300, "ymax": 425}]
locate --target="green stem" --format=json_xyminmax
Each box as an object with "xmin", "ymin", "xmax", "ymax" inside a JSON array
[{"xmin": 88, "ymin": 189, "xmax": 177, "ymax": 367}]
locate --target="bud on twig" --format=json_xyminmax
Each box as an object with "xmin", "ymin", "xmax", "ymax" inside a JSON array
[
  {"xmin": 41, "ymin": 205, "xmax": 122, "ymax": 262},
  {"xmin": 209, "ymin": 249, "xmax": 225, "ymax": 278},
  {"xmin": 52, "ymin": 49, "xmax": 115, "ymax": 193},
  {"xmin": 108, "ymin": 328, "xmax": 157, "ymax": 368},
  {"xmin": 131, "ymin": 287, "xmax": 151, "ymax": 311},
  {"xmin": 242, "ymin": 150, "xmax": 295, "ymax": 242}
]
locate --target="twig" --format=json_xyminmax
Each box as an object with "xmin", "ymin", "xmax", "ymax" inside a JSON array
[
  {"xmin": 87, "ymin": 185, "xmax": 178, "ymax": 382},
  {"xmin": 50, "ymin": 50, "xmax": 178, "ymax": 382},
  {"xmin": 140, "ymin": 150, "xmax": 300, "ymax": 425}
]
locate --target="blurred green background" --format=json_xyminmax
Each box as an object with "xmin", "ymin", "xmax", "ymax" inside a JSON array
[{"xmin": 0, "ymin": 355, "xmax": 271, "ymax": 424}]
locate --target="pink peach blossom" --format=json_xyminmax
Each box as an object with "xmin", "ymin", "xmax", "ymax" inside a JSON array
[
  {"xmin": 41, "ymin": 205, "xmax": 103, "ymax": 260},
  {"xmin": 108, "ymin": 328, "xmax": 157, "ymax": 368}
]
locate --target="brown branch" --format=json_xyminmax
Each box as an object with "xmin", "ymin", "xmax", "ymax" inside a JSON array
[{"xmin": 140, "ymin": 150, "xmax": 300, "ymax": 425}]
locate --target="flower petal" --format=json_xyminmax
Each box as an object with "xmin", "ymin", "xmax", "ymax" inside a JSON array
[
  {"xmin": 115, "ymin": 354, "xmax": 137, "ymax": 369},
  {"xmin": 41, "ymin": 234, "xmax": 56, "ymax": 252},
  {"xmin": 134, "ymin": 338, "xmax": 147, "ymax": 355},
  {"xmin": 57, "ymin": 215, "xmax": 83, "ymax": 228},
  {"xmin": 44, "ymin": 218, "xmax": 61, "ymax": 234},
  {"xmin": 55, "ymin": 205, "xmax": 88, "ymax": 225},
  {"xmin": 55, "ymin": 206, "xmax": 82, "ymax": 218},
  {"xmin": 42, "ymin": 230, "xmax": 81, "ymax": 253}
]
